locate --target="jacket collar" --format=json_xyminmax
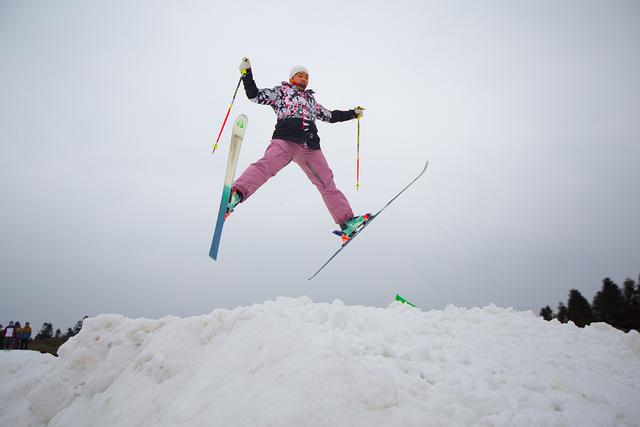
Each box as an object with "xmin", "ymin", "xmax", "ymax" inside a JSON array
[{"xmin": 281, "ymin": 81, "xmax": 314, "ymax": 94}]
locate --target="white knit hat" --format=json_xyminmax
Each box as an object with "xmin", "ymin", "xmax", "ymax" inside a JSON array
[{"xmin": 289, "ymin": 65, "xmax": 309, "ymax": 79}]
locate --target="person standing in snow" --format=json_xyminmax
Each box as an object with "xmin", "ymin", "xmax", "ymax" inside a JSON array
[
  {"xmin": 224, "ymin": 57, "xmax": 369, "ymax": 239},
  {"xmin": 3, "ymin": 321, "xmax": 15, "ymax": 350},
  {"xmin": 13, "ymin": 322, "xmax": 22, "ymax": 349},
  {"xmin": 20, "ymin": 322, "xmax": 32, "ymax": 350}
]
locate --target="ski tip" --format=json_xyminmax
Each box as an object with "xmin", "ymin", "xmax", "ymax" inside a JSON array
[
  {"xmin": 232, "ymin": 114, "xmax": 248, "ymax": 139},
  {"xmin": 234, "ymin": 114, "xmax": 248, "ymax": 127}
]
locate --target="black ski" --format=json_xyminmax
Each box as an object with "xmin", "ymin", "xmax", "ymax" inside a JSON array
[{"xmin": 308, "ymin": 161, "xmax": 429, "ymax": 280}]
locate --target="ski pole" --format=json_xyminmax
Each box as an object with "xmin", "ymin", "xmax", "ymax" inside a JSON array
[
  {"xmin": 212, "ymin": 70, "xmax": 246, "ymax": 155},
  {"xmin": 356, "ymin": 115, "xmax": 360, "ymax": 190}
]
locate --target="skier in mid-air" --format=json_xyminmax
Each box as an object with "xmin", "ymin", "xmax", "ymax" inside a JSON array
[{"xmin": 225, "ymin": 57, "xmax": 369, "ymax": 240}]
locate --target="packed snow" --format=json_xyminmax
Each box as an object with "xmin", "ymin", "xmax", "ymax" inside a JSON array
[{"xmin": 1, "ymin": 297, "xmax": 639, "ymax": 427}]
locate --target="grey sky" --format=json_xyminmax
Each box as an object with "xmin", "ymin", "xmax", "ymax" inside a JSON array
[{"xmin": 1, "ymin": 0, "xmax": 639, "ymax": 332}]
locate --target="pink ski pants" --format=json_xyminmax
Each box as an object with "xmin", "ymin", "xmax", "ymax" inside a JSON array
[{"xmin": 233, "ymin": 139, "xmax": 354, "ymax": 224}]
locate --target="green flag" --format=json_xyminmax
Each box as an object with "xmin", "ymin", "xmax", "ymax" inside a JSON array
[{"xmin": 395, "ymin": 294, "xmax": 417, "ymax": 307}]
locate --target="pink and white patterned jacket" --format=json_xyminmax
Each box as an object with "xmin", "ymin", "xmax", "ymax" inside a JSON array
[{"xmin": 242, "ymin": 70, "xmax": 356, "ymax": 150}]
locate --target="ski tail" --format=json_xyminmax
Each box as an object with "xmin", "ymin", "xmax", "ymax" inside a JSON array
[{"xmin": 209, "ymin": 186, "xmax": 231, "ymax": 260}]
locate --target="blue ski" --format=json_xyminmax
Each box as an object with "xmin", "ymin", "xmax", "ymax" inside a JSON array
[{"xmin": 209, "ymin": 114, "xmax": 248, "ymax": 260}]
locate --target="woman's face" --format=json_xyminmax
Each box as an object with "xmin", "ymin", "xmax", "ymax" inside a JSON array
[{"xmin": 290, "ymin": 72, "xmax": 309, "ymax": 89}]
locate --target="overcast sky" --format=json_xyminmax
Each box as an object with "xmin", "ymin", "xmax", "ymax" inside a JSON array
[{"xmin": 1, "ymin": 0, "xmax": 639, "ymax": 332}]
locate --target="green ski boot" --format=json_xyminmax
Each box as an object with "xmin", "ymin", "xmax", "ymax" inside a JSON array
[
  {"xmin": 224, "ymin": 188, "xmax": 243, "ymax": 219},
  {"xmin": 336, "ymin": 214, "xmax": 371, "ymax": 243}
]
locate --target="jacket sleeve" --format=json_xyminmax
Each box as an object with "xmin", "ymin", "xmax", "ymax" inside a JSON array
[
  {"xmin": 241, "ymin": 70, "xmax": 279, "ymax": 106},
  {"xmin": 315, "ymin": 101, "xmax": 356, "ymax": 123}
]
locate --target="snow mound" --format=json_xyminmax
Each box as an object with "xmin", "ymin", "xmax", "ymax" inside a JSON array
[
  {"xmin": 3, "ymin": 297, "xmax": 640, "ymax": 427},
  {"xmin": 0, "ymin": 351, "xmax": 56, "ymax": 426}
]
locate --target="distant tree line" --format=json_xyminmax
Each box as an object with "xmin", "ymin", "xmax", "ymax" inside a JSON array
[
  {"xmin": 23, "ymin": 316, "xmax": 87, "ymax": 355},
  {"xmin": 540, "ymin": 275, "xmax": 640, "ymax": 332},
  {"xmin": 34, "ymin": 317, "xmax": 87, "ymax": 341}
]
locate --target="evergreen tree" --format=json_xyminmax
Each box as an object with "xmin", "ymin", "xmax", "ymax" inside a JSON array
[
  {"xmin": 539, "ymin": 305, "xmax": 554, "ymax": 321},
  {"xmin": 623, "ymin": 278, "xmax": 638, "ymax": 306},
  {"xmin": 35, "ymin": 322, "xmax": 54, "ymax": 340},
  {"xmin": 73, "ymin": 316, "xmax": 88, "ymax": 335},
  {"xmin": 556, "ymin": 302, "xmax": 569, "ymax": 323},
  {"xmin": 55, "ymin": 329, "xmax": 61, "ymax": 338},
  {"xmin": 592, "ymin": 278, "xmax": 625, "ymax": 327},
  {"xmin": 621, "ymin": 277, "xmax": 640, "ymax": 331},
  {"xmin": 567, "ymin": 289, "xmax": 593, "ymax": 327}
]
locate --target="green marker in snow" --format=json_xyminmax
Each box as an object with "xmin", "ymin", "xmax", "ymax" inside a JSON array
[{"xmin": 395, "ymin": 294, "xmax": 417, "ymax": 307}]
